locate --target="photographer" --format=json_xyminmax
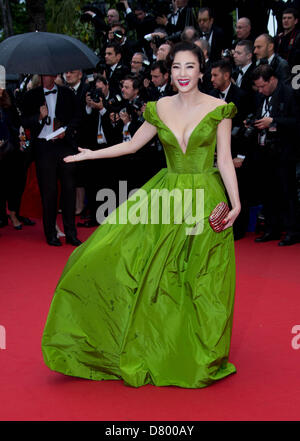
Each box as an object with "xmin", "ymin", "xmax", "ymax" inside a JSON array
[
  {"xmin": 156, "ymin": 0, "xmax": 197, "ymax": 36},
  {"xmin": 251, "ymin": 64, "xmax": 300, "ymax": 246},
  {"xmin": 210, "ymin": 60, "xmax": 250, "ymax": 240},
  {"xmin": 105, "ymin": 22, "xmax": 142, "ymax": 66},
  {"xmin": 104, "ymin": 42, "xmax": 130, "ymax": 95},
  {"xmin": 130, "ymin": 52, "xmax": 150, "ymax": 75},
  {"xmin": 119, "ymin": 74, "xmax": 154, "ymax": 189},
  {"xmin": 80, "ymin": 2, "xmax": 109, "ymax": 48},
  {"xmin": 81, "ymin": 76, "xmax": 124, "ymax": 227},
  {"xmin": 197, "ymin": 7, "xmax": 226, "ymax": 62},
  {"xmin": 120, "ymin": 1, "xmax": 157, "ymax": 56}
]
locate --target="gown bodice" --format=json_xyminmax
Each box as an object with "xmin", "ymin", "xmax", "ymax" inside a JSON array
[{"xmin": 143, "ymin": 101, "xmax": 237, "ymax": 174}]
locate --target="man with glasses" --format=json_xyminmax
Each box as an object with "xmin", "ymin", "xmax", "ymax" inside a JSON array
[{"xmin": 197, "ymin": 7, "xmax": 225, "ymax": 62}]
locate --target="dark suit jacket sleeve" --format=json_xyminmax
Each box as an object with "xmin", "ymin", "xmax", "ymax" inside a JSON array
[
  {"xmin": 20, "ymin": 88, "xmax": 44, "ymax": 137},
  {"xmin": 272, "ymin": 88, "xmax": 299, "ymax": 129}
]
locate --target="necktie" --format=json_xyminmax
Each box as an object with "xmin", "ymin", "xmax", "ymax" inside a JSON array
[
  {"xmin": 44, "ymin": 89, "xmax": 57, "ymax": 96},
  {"xmin": 219, "ymin": 91, "xmax": 225, "ymax": 99},
  {"xmin": 71, "ymin": 87, "xmax": 77, "ymax": 94}
]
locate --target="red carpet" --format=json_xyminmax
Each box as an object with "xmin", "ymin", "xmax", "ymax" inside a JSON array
[{"xmin": 0, "ymin": 219, "xmax": 300, "ymax": 421}]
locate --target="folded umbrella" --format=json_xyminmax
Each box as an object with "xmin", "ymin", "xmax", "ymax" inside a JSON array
[{"xmin": 0, "ymin": 31, "xmax": 100, "ymax": 75}]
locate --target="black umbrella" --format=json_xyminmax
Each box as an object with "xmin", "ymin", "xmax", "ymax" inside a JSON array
[{"xmin": 0, "ymin": 31, "xmax": 100, "ymax": 75}]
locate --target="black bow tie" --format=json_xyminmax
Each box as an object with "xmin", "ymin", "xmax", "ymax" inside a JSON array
[
  {"xmin": 237, "ymin": 68, "xmax": 244, "ymax": 75},
  {"xmin": 219, "ymin": 91, "xmax": 225, "ymax": 99},
  {"xmin": 44, "ymin": 89, "xmax": 57, "ymax": 96},
  {"xmin": 201, "ymin": 32, "xmax": 210, "ymax": 39}
]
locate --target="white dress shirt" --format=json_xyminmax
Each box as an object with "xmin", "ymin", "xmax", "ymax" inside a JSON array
[{"xmin": 38, "ymin": 86, "xmax": 58, "ymax": 139}]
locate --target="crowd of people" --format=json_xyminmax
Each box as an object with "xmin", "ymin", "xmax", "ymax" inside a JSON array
[{"xmin": 0, "ymin": 0, "xmax": 300, "ymax": 246}]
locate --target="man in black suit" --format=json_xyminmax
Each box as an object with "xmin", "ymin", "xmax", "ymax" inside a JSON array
[
  {"xmin": 210, "ymin": 60, "xmax": 250, "ymax": 240},
  {"xmin": 121, "ymin": 1, "xmax": 157, "ymax": 58},
  {"xmin": 78, "ymin": 76, "xmax": 123, "ymax": 228},
  {"xmin": 108, "ymin": 23, "xmax": 142, "ymax": 67},
  {"xmin": 64, "ymin": 69, "xmax": 90, "ymax": 216},
  {"xmin": 156, "ymin": 0, "xmax": 198, "ymax": 36},
  {"xmin": 21, "ymin": 75, "xmax": 81, "ymax": 246},
  {"xmin": 105, "ymin": 42, "xmax": 130, "ymax": 96},
  {"xmin": 275, "ymin": 7, "xmax": 300, "ymax": 69},
  {"xmin": 194, "ymin": 38, "xmax": 214, "ymax": 93},
  {"xmin": 233, "ymin": 40, "xmax": 256, "ymax": 108},
  {"xmin": 254, "ymin": 34, "xmax": 291, "ymax": 83},
  {"xmin": 148, "ymin": 60, "xmax": 174, "ymax": 100},
  {"xmin": 251, "ymin": 64, "xmax": 300, "ymax": 246},
  {"xmin": 231, "ymin": 17, "xmax": 256, "ymax": 48},
  {"xmin": 235, "ymin": 0, "xmax": 270, "ymax": 37},
  {"xmin": 197, "ymin": 7, "xmax": 226, "ymax": 62}
]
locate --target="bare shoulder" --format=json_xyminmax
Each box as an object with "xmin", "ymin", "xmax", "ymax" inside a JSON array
[
  {"xmin": 202, "ymin": 94, "xmax": 226, "ymax": 109},
  {"xmin": 156, "ymin": 95, "xmax": 174, "ymax": 111}
]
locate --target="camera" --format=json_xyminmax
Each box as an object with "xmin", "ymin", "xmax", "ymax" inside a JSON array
[
  {"xmin": 89, "ymin": 87, "xmax": 105, "ymax": 103},
  {"xmin": 112, "ymin": 30, "xmax": 124, "ymax": 44},
  {"xmin": 152, "ymin": 31, "xmax": 182, "ymax": 47},
  {"xmin": 131, "ymin": 97, "xmax": 145, "ymax": 111},
  {"xmin": 244, "ymin": 113, "xmax": 258, "ymax": 139},
  {"xmin": 106, "ymin": 94, "xmax": 123, "ymax": 113}
]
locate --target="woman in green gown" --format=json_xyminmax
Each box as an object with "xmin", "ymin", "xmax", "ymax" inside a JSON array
[{"xmin": 42, "ymin": 42, "xmax": 241, "ymax": 388}]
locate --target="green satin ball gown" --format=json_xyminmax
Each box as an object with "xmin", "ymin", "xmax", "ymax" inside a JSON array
[{"xmin": 42, "ymin": 101, "xmax": 238, "ymax": 388}]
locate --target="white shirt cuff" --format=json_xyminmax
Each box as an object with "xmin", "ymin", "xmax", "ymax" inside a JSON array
[{"xmin": 237, "ymin": 155, "xmax": 246, "ymax": 160}]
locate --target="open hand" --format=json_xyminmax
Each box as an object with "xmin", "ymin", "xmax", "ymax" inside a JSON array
[{"xmin": 64, "ymin": 147, "xmax": 92, "ymax": 163}]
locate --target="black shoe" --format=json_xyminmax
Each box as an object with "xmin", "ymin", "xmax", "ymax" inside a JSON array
[
  {"xmin": 77, "ymin": 220, "xmax": 98, "ymax": 228},
  {"xmin": 17, "ymin": 216, "xmax": 36, "ymax": 226},
  {"xmin": 47, "ymin": 237, "xmax": 62, "ymax": 246},
  {"xmin": 66, "ymin": 236, "xmax": 82, "ymax": 246},
  {"xmin": 255, "ymin": 232, "xmax": 281, "ymax": 243},
  {"xmin": 278, "ymin": 234, "xmax": 300, "ymax": 247}
]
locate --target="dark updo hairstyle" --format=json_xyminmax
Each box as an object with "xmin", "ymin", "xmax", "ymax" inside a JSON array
[{"xmin": 166, "ymin": 41, "xmax": 205, "ymax": 73}]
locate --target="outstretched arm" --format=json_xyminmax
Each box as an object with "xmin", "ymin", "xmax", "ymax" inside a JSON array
[
  {"xmin": 64, "ymin": 121, "xmax": 157, "ymax": 162},
  {"xmin": 216, "ymin": 118, "xmax": 241, "ymax": 229}
]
